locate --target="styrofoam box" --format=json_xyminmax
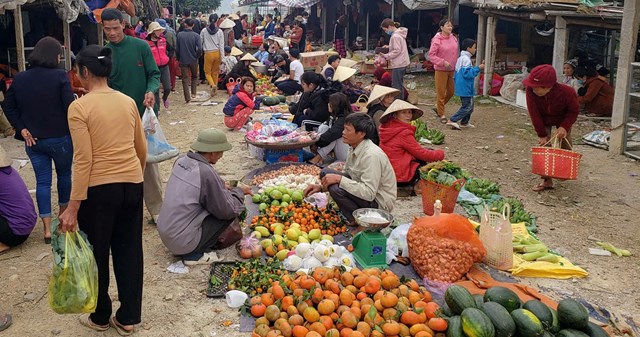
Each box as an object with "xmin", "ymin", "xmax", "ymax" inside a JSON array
[{"xmin": 516, "ymin": 89, "xmax": 527, "ymax": 108}]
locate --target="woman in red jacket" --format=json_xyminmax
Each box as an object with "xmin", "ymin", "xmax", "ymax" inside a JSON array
[
  {"xmin": 146, "ymin": 22, "xmax": 172, "ymax": 111},
  {"xmin": 379, "ymin": 100, "xmax": 445, "ymax": 195},
  {"xmin": 222, "ymin": 77, "xmax": 261, "ymax": 130},
  {"xmin": 523, "ymin": 64, "xmax": 579, "ymax": 192}
]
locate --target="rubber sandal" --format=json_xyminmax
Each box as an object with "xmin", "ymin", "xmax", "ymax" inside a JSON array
[
  {"xmin": 532, "ymin": 184, "xmax": 554, "ymax": 192},
  {"xmin": 0, "ymin": 313, "xmax": 11, "ymax": 332},
  {"xmin": 44, "ymin": 237, "xmax": 52, "ymax": 244},
  {"xmin": 79, "ymin": 314, "xmax": 109, "ymax": 332},
  {"xmin": 110, "ymin": 316, "xmax": 134, "ymax": 336}
]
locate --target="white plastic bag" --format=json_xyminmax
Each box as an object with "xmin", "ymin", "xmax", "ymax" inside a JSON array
[
  {"xmin": 387, "ymin": 223, "xmax": 411, "ymax": 260},
  {"xmin": 142, "ymin": 108, "xmax": 179, "ymax": 163}
]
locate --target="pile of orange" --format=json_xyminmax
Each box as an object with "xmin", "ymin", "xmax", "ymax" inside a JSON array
[
  {"xmin": 250, "ymin": 203, "xmax": 347, "ymax": 236},
  {"xmin": 250, "ymin": 267, "xmax": 448, "ymax": 337}
]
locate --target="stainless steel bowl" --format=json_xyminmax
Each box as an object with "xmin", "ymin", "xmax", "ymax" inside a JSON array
[
  {"xmin": 251, "ymin": 62, "xmax": 267, "ymax": 74},
  {"xmin": 352, "ymin": 208, "xmax": 394, "ymax": 231}
]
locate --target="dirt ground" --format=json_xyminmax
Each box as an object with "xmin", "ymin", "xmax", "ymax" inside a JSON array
[{"xmin": 1, "ymin": 73, "xmax": 638, "ymax": 337}]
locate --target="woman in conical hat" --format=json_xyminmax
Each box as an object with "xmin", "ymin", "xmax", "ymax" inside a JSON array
[
  {"xmin": 365, "ymin": 85, "xmax": 399, "ymax": 127},
  {"xmin": 378, "ymin": 100, "xmax": 445, "ymax": 195}
]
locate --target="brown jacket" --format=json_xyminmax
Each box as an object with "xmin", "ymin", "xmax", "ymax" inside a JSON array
[{"xmin": 578, "ymin": 77, "xmax": 613, "ymax": 117}]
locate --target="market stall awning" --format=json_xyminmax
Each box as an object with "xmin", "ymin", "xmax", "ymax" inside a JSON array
[
  {"xmin": 273, "ymin": 0, "xmax": 321, "ymax": 8},
  {"xmin": 401, "ymin": 0, "xmax": 448, "ymax": 10}
]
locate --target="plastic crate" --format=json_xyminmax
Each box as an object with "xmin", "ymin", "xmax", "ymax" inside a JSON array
[
  {"xmin": 265, "ymin": 149, "xmax": 303, "ymax": 164},
  {"xmin": 206, "ymin": 261, "xmax": 235, "ymax": 298}
]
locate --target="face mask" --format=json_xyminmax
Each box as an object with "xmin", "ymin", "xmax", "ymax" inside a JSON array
[
  {"xmin": 577, "ymin": 79, "xmax": 584, "ymax": 85},
  {"xmin": 302, "ymin": 19, "xmax": 307, "ymax": 24},
  {"xmin": 387, "ymin": 31, "xmax": 393, "ymax": 36}
]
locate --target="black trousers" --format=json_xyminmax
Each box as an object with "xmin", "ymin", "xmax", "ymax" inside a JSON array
[
  {"xmin": 0, "ymin": 214, "xmax": 29, "ymax": 247},
  {"xmin": 321, "ymin": 169, "xmax": 378, "ymax": 223},
  {"xmin": 78, "ymin": 182, "xmax": 144, "ymax": 326}
]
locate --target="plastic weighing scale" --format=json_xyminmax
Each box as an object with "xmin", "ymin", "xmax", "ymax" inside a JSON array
[{"xmin": 351, "ymin": 208, "xmax": 394, "ymax": 269}]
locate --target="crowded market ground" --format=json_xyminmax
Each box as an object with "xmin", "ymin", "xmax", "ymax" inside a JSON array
[{"xmin": 0, "ymin": 73, "xmax": 638, "ymax": 336}]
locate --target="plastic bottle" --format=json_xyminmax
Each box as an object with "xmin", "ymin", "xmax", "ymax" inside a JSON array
[{"xmin": 433, "ymin": 200, "xmax": 442, "ymax": 217}]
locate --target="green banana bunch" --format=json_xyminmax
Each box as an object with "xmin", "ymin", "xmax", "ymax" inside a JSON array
[{"xmin": 424, "ymin": 129, "xmax": 445, "ymax": 145}]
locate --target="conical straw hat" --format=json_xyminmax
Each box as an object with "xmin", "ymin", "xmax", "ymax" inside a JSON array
[
  {"xmin": 339, "ymin": 58, "xmax": 359, "ymax": 68},
  {"xmin": 240, "ymin": 53, "xmax": 258, "ymax": 62},
  {"xmin": 219, "ymin": 18, "xmax": 236, "ymax": 29},
  {"xmin": 366, "ymin": 85, "xmax": 399, "ymax": 107},
  {"xmin": 333, "ymin": 66, "xmax": 357, "ymax": 83},
  {"xmin": 230, "ymin": 47, "xmax": 243, "ymax": 56},
  {"xmin": 379, "ymin": 99, "xmax": 423, "ymax": 123}
]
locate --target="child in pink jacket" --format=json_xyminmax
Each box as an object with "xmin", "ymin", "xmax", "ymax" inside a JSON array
[
  {"xmin": 380, "ymin": 19, "xmax": 409, "ymax": 99},
  {"xmin": 428, "ymin": 19, "xmax": 459, "ymax": 122}
]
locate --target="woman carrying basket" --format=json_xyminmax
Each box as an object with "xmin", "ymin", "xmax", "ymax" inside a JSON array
[{"xmin": 523, "ymin": 64, "xmax": 579, "ymax": 192}]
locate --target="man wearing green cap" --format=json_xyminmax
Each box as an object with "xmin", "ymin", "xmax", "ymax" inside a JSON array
[{"xmin": 157, "ymin": 128, "xmax": 251, "ymax": 265}]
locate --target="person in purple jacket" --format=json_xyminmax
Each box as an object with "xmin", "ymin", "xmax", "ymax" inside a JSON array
[{"xmin": 0, "ymin": 146, "xmax": 37, "ymax": 253}]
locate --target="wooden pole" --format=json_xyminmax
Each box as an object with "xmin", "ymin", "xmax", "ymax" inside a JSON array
[
  {"xmin": 482, "ymin": 16, "xmax": 495, "ymax": 97},
  {"xmin": 63, "ymin": 21, "xmax": 71, "ymax": 71},
  {"xmin": 552, "ymin": 16, "xmax": 568, "ymax": 75},
  {"xmin": 609, "ymin": 0, "xmax": 639, "ymax": 155},
  {"xmin": 98, "ymin": 23, "xmax": 104, "ymax": 46},
  {"xmin": 366, "ymin": 11, "xmax": 369, "ymax": 51},
  {"xmin": 475, "ymin": 14, "xmax": 486, "ymax": 92},
  {"xmin": 448, "ymin": 0, "xmax": 457, "ymax": 20},
  {"xmin": 14, "ymin": 5, "xmax": 26, "ymax": 72},
  {"xmin": 391, "ymin": 0, "xmax": 394, "ymax": 21}
]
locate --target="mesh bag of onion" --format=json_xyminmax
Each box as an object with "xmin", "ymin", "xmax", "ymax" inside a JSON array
[{"xmin": 407, "ymin": 213, "xmax": 486, "ymax": 283}]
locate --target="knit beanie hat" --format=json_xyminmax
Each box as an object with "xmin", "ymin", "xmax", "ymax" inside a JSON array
[{"xmin": 522, "ymin": 64, "xmax": 557, "ymax": 88}]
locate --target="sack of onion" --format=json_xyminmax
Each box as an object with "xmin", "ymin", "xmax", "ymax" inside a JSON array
[{"xmin": 407, "ymin": 213, "xmax": 486, "ymax": 283}]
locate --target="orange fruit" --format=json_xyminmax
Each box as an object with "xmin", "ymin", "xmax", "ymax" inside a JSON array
[
  {"xmin": 303, "ymin": 307, "xmax": 320, "ymax": 323},
  {"xmin": 400, "ymin": 311, "xmax": 421, "ymax": 326},
  {"xmin": 251, "ymin": 303, "xmax": 267, "ymax": 317},
  {"xmin": 340, "ymin": 328, "xmax": 354, "ymax": 337},
  {"xmin": 357, "ymin": 322, "xmax": 372, "ymax": 337},
  {"xmin": 424, "ymin": 302, "xmax": 440, "ymax": 319},
  {"xmin": 381, "ymin": 275, "xmax": 401, "ymax": 290},
  {"xmin": 319, "ymin": 315, "xmax": 334, "ymax": 330},
  {"xmin": 364, "ymin": 277, "xmax": 381, "ymax": 295},
  {"xmin": 340, "ymin": 289, "xmax": 354, "ymax": 307},
  {"xmin": 427, "ymin": 318, "xmax": 447, "ymax": 332},
  {"xmin": 306, "ymin": 331, "xmax": 322, "ymax": 337},
  {"xmin": 293, "ymin": 326, "xmax": 309, "ymax": 337},
  {"xmin": 261, "ymin": 293, "xmax": 275, "ymax": 307},
  {"xmin": 340, "ymin": 310, "xmax": 359, "ymax": 328},
  {"xmin": 414, "ymin": 331, "xmax": 432, "ymax": 337},
  {"xmin": 308, "ymin": 322, "xmax": 327, "ymax": 336},
  {"xmin": 353, "ymin": 274, "xmax": 369, "ymax": 288},
  {"xmin": 318, "ymin": 299, "xmax": 336, "ymax": 315},
  {"xmin": 341, "ymin": 273, "xmax": 354, "ymax": 286},
  {"xmin": 326, "ymin": 329, "xmax": 340, "ymax": 337},
  {"xmin": 289, "ymin": 314, "xmax": 304, "ymax": 326},
  {"xmin": 380, "ymin": 292, "xmax": 399, "ymax": 308},
  {"xmin": 382, "ymin": 321, "xmax": 401, "ymax": 336}
]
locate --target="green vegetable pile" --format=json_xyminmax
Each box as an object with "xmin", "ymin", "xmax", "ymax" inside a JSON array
[
  {"xmin": 490, "ymin": 197, "xmax": 536, "ymax": 231},
  {"xmin": 419, "ymin": 161, "xmax": 468, "ymax": 190},
  {"xmin": 465, "ymin": 178, "xmax": 500, "ymax": 199},
  {"xmin": 220, "ymin": 258, "xmax": 288, "ymax": 296},
  {"xmin": 411, "ymin": 120, "xmax": 445, "ymax": 145}
]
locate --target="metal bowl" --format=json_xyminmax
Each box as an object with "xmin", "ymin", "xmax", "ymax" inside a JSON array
[{"xmin": 352, "ymin": 208, "xmax": 394, "ymax": 231}]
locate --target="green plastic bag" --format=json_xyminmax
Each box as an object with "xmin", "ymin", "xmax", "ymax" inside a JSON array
[{"xmin": 48, "ymin": 230, "xmax": 98, "ymax": 314}]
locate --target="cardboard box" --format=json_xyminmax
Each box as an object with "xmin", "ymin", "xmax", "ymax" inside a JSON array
[
  {"xmin": 300, "ymin": 51, "xmax": 327, "ymax": 71},
  {"xmin": 360, "ymin": 62, "xmax": 376, "ymax": 74}
]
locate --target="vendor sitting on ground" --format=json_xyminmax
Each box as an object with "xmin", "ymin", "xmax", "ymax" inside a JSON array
[
  {"xmin": 333, "ymin": 66, "xmax": 369, "ymax": 103},
  {"xmin": 223, "ymin": 77, "xmax": 261, "ymax": 130},
  {"xmin": 157, "ymin": 128, "xmax": 251, "ymax": 265},
  {"xmin": 274, "ymin": 48, "xmax": 304, "ymax": 96},
  {"xmin": 308, "ymin": 92, "xmax": 352, "ymax": 165},
  {"xmin": 523, "ymin": 64, "xmax": 579, "ymax": 192},
  {"xmin": 291, "ymin": 72, "xmax": 339, "ymax": 128},
  {"xmin": 304, "ymin": 113, "xmax": 396, "ymax": 227},
  {"xmin": 321, "ymin": 55, "xmax": 341, "ymax": 80},
  {"xmin": 575, "ymin": 65, "xmax": 613, "ymax": 117},
  {"xmin": 366, "ymin": 85, "xmax": 399, "ymax": 127},
  {"xmin": 0, "ymin": 146, "xmax": 37, "ymax": 253},
  {"xmin": 379, "ymin": 100, "xmax": 445, "ymax": 196},
  {"xmin": 222, "ymin": 53, "xmax": 257, "ymax": 86}
]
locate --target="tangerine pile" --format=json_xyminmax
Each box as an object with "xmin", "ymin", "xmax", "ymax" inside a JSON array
[
  {"xmin": 250, "ymin": 203, "xmax": 347, "ymax": 236},
  {"xmin": 249, "ymin": 267, "xmax": 448, "ymax": 337}
]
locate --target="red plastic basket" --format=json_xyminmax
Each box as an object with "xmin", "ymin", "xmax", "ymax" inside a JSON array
[
  {"xmin": 531, "ymin": 137, "xmax": 582, "ymax": 180},
  {"xmin": 420, "ymin": 179, "xmax": 465, "ymax": 215}
]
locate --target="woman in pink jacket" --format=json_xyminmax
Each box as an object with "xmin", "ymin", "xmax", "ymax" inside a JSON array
[
  {"xmin": 380, "ymin": 19, "xmax": 410, "ymax": 99},
  {"xmin": 428, "ymin": 19, "xmax": 458, "ymax": 123}
]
